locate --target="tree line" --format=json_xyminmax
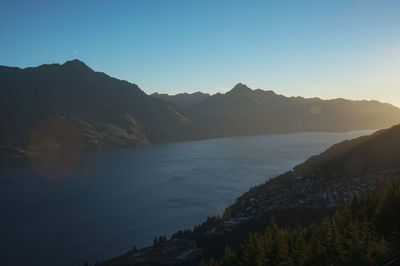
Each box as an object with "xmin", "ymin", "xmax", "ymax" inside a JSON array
[{"xmin": 201, "ymin": 182, "xmax": 400, "ymax": 266}]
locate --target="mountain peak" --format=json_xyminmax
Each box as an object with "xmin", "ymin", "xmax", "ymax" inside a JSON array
[
  {"xmin": 62, "ymin": 59, "xmax": 93, "ymax": 72},
  {"xmin": 228, "ymin": 83, "xmax": 253, "ymax": 95}
]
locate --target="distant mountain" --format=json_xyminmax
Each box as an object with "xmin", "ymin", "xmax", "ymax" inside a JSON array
[
  {"xmin": 0, "ymin": 60, "xmax": 197, "ymax": 163},
  {"xmin": 151, "ymin": 91, "xmax": 210, "ymax": 110},
  {"xmin": 2, "ymin": 61, "xmax": 400, "ymax": 165},
  {"xmin": 185, "ymin": 83, "xmax": 400, "ymax": 136}
]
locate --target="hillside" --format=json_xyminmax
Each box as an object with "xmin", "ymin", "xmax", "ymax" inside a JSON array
[
  {"xmin": 295, "ymin": 124, "xmax": 400, "ymax": 175},
  {"xmin": 202, "ymin": 181, "xmax": 400, "ymax": 266},
  {"xmin": 0, "ymin": 60, "xmax": 196, "ymax": 163},
  {"xmin": 185, "ymin": 83, "xmax": 400, "ymax": 136},
  {"xmin": 227, "ymin": 123, "xmax": 400, "ymax": 220}
]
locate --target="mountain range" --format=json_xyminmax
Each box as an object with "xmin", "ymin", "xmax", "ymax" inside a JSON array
[
  {"xmin": 1, "ymin": 60, "xmax": 400, "ymax": 163},
  {"xmin": 155, "ymin": 83, "xmax": 400, "ymax": 135}
]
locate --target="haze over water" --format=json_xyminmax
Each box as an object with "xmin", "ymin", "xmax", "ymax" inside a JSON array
[{"xmin": 0, "ymin": 130, "xmax": 374, "ymax": 266}]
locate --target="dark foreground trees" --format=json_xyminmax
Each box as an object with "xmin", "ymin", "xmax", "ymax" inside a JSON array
[{"xmin": 201, "ymin": 182, "xmax": 400, "ymax": 266}]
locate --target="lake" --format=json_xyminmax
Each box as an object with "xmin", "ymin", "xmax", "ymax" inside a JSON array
[{"xmin": 0, "ymin": 130, "xmax": 374, "ymax": 266}]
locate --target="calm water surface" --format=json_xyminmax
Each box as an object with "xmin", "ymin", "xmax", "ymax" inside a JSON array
[{"xmin": 0, "ymin": 130, "xmax": 374, "ymax": 266}]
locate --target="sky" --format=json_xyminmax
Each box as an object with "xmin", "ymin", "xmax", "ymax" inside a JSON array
[{"xmin": 1, "ymin": 0, "xmax": 400, "ymax": 106}]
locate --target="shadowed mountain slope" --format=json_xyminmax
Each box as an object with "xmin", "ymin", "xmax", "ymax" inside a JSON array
[
  {"xmin": 0, "ymin": 60, "xmax": 196, "ymax": 162},
  {"xmin": 185, "ymin": 83, "xmax": 400, "ymax": 136},
  {"xmin": 295, "ymin": 124, "xmax": 400, "ymax": 175}
]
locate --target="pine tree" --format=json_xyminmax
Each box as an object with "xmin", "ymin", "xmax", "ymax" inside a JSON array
[
  {"xmin": 289, "ymin": 224, "xmax": 309, "ymax": 265},
  {"xmin": 219, "ymin": 245, "xmax": 238, "ymax": 266},
  {"xmin": 239, "ymin": 233, "xmax": 266, "ymax": 266}
]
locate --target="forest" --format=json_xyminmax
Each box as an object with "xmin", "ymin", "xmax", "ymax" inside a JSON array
[{"xmin": 200, "ymin": 182, "xmax": 400, "ymax": 266}]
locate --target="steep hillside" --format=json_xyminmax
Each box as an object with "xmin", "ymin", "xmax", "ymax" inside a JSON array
[
  {"xmin": 295, "ymin": 124, "xmax": 400, "ymax": 175},
  {"xmin": 0, "ymin": 60, "xmax": 195, "ymax": 163},
  {"xmin": 228, "ymin": 123, "xmax": 400, "ymax": 219}
]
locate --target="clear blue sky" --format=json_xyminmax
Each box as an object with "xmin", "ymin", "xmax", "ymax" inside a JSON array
[{"xmin": 1, "ymin": 0, "xmax": 400, "ymax": 105}]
